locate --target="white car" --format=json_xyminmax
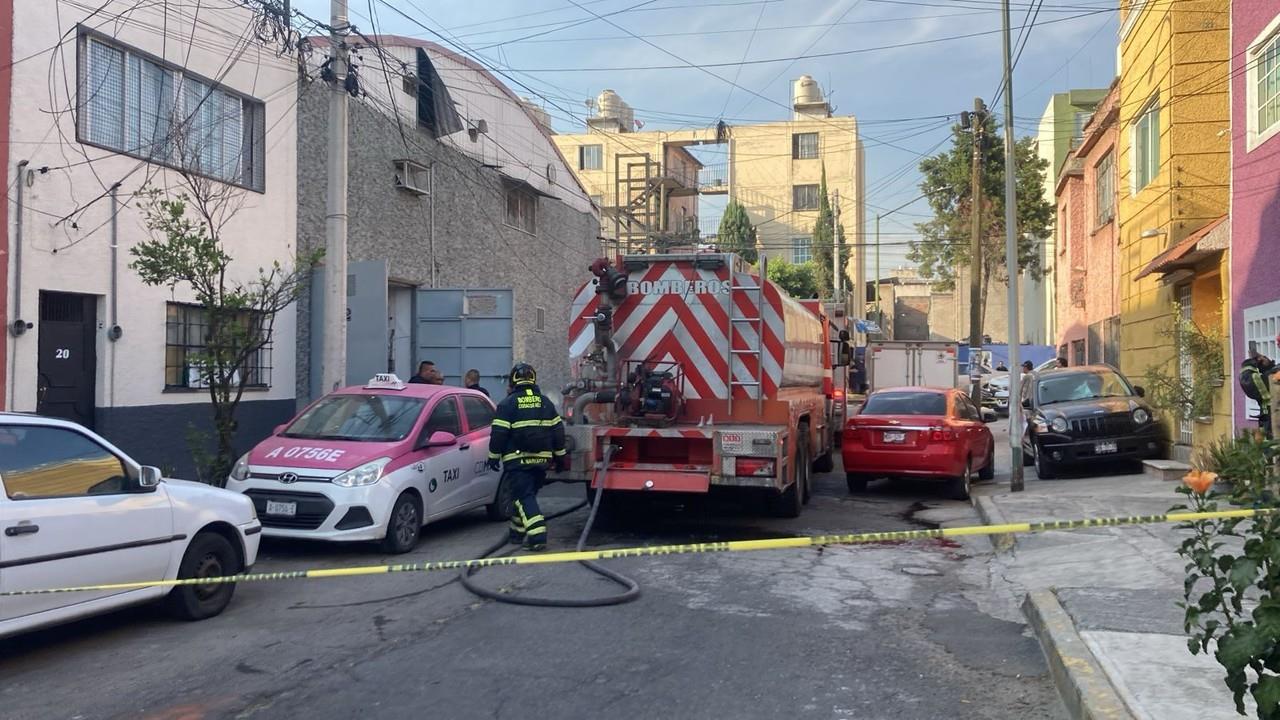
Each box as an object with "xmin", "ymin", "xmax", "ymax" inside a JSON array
[
  {"xmin": 225, "ymin": 375, "xmax": 503, "ymax": 554},
  {"xmin": 0, "ymin": 414, "xmax": 261, "ymax": 639}
]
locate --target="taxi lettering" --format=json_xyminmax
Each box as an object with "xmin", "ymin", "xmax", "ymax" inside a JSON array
[{"xmin": 264, "ymin": 446, "xmax": 347, "ymax": 462}]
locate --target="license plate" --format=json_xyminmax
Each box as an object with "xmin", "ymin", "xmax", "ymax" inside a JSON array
[
  {"xmin": 1094, "ymin": 441, "xmax": 1118, "ymax": 455},
  {"xmin": 883, "ymin": 431, "xmax": 906, "ymax": 443},
  {"xmin": 265, "ymin": 500, "xmax": 297, "ymax": 516}
]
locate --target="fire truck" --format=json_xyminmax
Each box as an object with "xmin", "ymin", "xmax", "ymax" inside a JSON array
[{"xmin": 556, "ymin": 252, "xmax": 849, "ymax": 517}]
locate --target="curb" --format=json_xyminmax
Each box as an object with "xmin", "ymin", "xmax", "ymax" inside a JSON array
[
  {"xmin": 1022, "ymin": 590, "xmax": 1137, "ymax": 720},
  {"xmin": 971, "ymin": 494, "xmax": 1015, "ymax": 552}
]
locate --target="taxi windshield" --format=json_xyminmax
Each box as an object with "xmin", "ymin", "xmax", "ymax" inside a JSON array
[{"xmin": 283, "ymin": 394, "xmax": 424, "ymax": 442}]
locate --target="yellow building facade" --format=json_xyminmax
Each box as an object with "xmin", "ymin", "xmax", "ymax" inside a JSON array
[
  {"xmin": 551, "ymin": 77, "xmax": 865, "ymax": 295},
  {"xmin": 1117, "ymin": 0, "xmax": 1231, "ymax": 455}
]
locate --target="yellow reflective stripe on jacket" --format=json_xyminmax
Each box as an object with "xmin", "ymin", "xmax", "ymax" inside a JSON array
[
  {"xmin": 508, "ymin": 418, "xmax": 562, "ymax": 429},
  {"xmin": 491, "ymin": 418, "xmax": 512, "ymax": 429},
  {"xmin": 552, "ymin": 448, "xmax": 567, "ymax": 457},
  {"xmin": 487, "ymin": 451, "xmax": 501, "ymax": 460},
  {"xmin": 525, "ymin": 526, "xmax": 548, "ymax": 536}
]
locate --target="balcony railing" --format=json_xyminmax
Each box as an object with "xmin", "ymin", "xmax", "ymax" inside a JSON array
[{"xmin": 698, "ymin": 163, "xmax": 729, "ymax": 192}]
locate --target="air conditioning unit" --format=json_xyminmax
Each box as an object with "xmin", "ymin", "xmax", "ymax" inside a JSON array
[{"xmin": 395, "ymin": 159, "xmax": 431, "ymax": 196}]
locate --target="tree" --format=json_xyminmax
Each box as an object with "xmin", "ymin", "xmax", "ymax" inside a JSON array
[
  {"xmin": 908, "ymin": 114, "xmax": 1053, "ymax": 322},
  {"xmin": 767, "ymin": 259, "xmax": 820, "ymax": 299},
  {"xmin": 810, "ymin": 166, "xmax": 852, "ymax": 299},
  {"xmin": 131, "ymin": 171, "xmax": 321, "ymax": 485},
  {"xmin": 717, "ymin": 199, "xmax": 756, "ymax": 263}
]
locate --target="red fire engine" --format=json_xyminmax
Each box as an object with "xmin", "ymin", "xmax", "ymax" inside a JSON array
[{"xmin": 557, "ymin": 252, "xmax": 849, "ymax": 517}]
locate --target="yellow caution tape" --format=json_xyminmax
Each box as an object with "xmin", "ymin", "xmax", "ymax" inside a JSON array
[{"xmin": 0, "ymin": 507, "xmax": 1264, "ymax": 597}]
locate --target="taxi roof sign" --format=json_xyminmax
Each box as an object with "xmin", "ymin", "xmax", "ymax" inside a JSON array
[{"xmin": 365, "ymin": 373, "xmax": 407, "ymax": 390}]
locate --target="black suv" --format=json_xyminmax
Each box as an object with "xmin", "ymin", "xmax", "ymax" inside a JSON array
[{"xmin": 1020, "ymin": 365, "xmax": 1166, "ymax": 478}]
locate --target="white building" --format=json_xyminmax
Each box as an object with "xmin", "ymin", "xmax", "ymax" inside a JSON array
[{"xmin": 4, "ymin": 0, "xmax": 299, "ymax": 474}]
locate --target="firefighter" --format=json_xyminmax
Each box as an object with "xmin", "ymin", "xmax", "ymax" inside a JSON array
[
  {"xmin": 1241, "ymin": 355, "xmax": 1275, "ymax": 438},
  {"xmin": 486, "ymin": 362, "xmax": 567, "ymax": 551}
]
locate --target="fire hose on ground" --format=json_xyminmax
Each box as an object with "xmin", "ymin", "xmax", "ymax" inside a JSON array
[{"xmin": 459, "ymin": 444, "xmax": 641, "ymax": 607}]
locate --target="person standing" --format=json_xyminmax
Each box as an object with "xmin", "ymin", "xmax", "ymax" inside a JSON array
[
  {"xmin": 1241, "ymin": 354, "xmax": 1274, "ymax": 438},
  {"xmin": 464, "ymin": 369, "xmax": 490, "ymax": 397},
  {"xmin": 486, "ymin": 363, "xmax": 567, "ymax": 551},
  {"xmin": 408, "ymin": 361, "xmax": 436, "ymax": 384}
]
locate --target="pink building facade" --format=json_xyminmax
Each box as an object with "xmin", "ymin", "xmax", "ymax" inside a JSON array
[
  {"xmin": 1231, "ymin": 3, "xmax": 1280, "ymax": 429},
  {"xmin": 1055, "ymin": 81, "xmax": 1121, "ymax": 367}
]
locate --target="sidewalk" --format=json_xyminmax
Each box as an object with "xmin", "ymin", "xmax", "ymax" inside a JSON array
[{"xmin": 972, "ymin": 468, "xmax": 1244, "ymax": 720}]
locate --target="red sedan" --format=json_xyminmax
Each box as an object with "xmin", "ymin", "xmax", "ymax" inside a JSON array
[{"xmin": 843, "ymin": 387, "xmax": 996, "ymax": 500}]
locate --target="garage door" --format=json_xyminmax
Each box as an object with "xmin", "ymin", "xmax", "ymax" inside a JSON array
[{"xmin": 416, "ymin": 289, "xmax": 513, "ymax": 391}]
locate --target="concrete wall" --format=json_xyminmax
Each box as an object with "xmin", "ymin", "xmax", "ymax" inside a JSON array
[
  {"xmin": 4, "ymin": 1, "xmax": 298, "ymax": 474},
  {"xmin": 1230, "ymin": 4, "xmax": 1280, "ymax": 430},
  {"xmin": 927, "ymin": 266, "xmax": 1013, "ymax": 344},
  {"xmin": 1118, "ymin": 0, "xmax": 1231, "ymax": 448},
  {"xmin": 295, "ymin": 73, "xmax": 598, "ymax": 401}
]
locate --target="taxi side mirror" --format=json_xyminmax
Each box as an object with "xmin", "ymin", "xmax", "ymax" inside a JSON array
[
  {"xmin": 138, "ymin": 465, "xmax": 163, "ymax": 489},
  {"xmin": 274, "ymin": 423, "xmax": 288, "ymax": 435},
  {"xmin": 421, "ymin": 431, "xmax": 458, "ymax": 449}
]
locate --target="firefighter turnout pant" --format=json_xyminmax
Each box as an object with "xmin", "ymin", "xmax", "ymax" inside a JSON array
[{"xmin": 506, "ymin": 465, "xmax": 548, "ymax": 548}]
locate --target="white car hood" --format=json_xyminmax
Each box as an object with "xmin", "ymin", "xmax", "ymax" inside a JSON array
[{"xmin": 164, "ymin": 478, "xmax": 256, "ymax": 524}]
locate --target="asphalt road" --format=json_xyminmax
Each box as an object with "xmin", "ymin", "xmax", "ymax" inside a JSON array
[{"xmin": 1, "ymin": 449, "xmax": 1065, "ymax": 720}]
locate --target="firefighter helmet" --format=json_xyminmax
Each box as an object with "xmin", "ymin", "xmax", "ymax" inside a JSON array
[{"xmin": 509, "ymin": 362, "xmax": 537, "ymax": 387}]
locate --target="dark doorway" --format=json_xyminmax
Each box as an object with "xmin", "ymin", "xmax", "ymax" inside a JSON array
[{"xmin": 37, "ymin": 292, "xmax": 98, "ymax": 428}]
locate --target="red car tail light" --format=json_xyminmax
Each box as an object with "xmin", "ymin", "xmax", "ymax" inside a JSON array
[
  {"xmin": 734, "ymin": 457, "xmax": 776, "ymax": 477},
  {"xmin": 928, "ymin": 426, "xmax": 957, "ymax": 442}
]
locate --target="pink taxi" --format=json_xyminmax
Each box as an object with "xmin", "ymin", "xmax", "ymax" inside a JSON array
[{"xmin": 226, "ymin": 374, "xmax": 504, "ymax": 553}]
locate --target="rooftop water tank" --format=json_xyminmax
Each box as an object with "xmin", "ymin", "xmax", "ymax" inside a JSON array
[
  {"xmin": 595, "ymin": 89, "xmax": 635, "ymax": 131},
  {"xmin": 793, "ymin": 75, "xmax": 823, "ymax": 106}
]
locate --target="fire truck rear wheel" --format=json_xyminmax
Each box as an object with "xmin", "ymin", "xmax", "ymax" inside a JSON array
[{"xmin": 771, "ymin": 433, "xmax": 807, "ymax": 518}]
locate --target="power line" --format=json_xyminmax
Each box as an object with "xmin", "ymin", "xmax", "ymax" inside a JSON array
[{"xmin": 488, "ymin": 8, "xmax": 1111, "ymax": 72}]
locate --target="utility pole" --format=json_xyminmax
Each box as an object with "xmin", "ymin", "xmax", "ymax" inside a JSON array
[
  {"xmin": 874, "ymin": 213, "xmax": 881, "ymax": 330},
  {"xmin": 965, "ymin": 97, "xmax": 986, "ymax": 405},
  {"xmin": 832, "ymin": 188, "xmax": 842, "ymax": 300},
  {"xmin": 322, "ymin": 0, "xmax": 350, "ymax": 393},
  {"xmin": 1002, "ymin": 0, "xmax": 1024, "ymax": 491}
]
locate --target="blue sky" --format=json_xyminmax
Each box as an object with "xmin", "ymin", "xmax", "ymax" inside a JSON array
[{"xmin": 298, "ymin": 0, "xmax": 1120, "ymax": 270}]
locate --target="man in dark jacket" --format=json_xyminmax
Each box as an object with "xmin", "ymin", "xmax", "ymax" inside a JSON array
[
  {"xmin": 486, "ymin": 363, "xmax": 567, "ymax": 550},
  {"xmin": 464, "ymin": 369, "xmax": 490, "ymax": 397}
]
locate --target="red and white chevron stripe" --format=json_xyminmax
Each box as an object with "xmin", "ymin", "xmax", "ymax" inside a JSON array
[{"xmin": 569, "ymin": 257, "xmax": 790, "ymax": 401}]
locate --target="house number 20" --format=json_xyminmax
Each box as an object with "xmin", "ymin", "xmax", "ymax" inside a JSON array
[{"xmin": 54, "ymin": 348, "xmax": 71, "ymax": 359}]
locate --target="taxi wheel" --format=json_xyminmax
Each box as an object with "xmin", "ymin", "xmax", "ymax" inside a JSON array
[
  {"xmin": 486, "ymin": 472, "xmax": 514, "ymax": 521},
  {"xmin": 165, "ymin": 532, "xmax": 239, "ymax": 621},
  {"xmin": 381, "ymin": 492, "xmax": 422, "ymax": 554}
]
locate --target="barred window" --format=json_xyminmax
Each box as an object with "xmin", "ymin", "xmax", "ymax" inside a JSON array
[
  {"xmin": 505, "ymin": 186, "xmax": 537, "ymax": 234},
  {"xmin": 1094, "ymin": 151, "xmax": 1115, "ymax": 226},
  {"xmin": 792, "ymin": 236, "xmax": 812, "ymax": 263},
  {"xmin": 579, "ymin": 144, "xmax": 603, "ymax": 170},
  {"xmin": 77, "ymin": 33, "xmax": 266, "ymax": 192},
  {"xmin": 165, "ymin": 303, "xmax": 272, "ymax": 389},
  {"xmin": 792, "ymin": 184, "xmax": 820, "ymax": 211},
  {"xmin": 792, "ymin": 132, "xmax": 819, "ymax": 159}
]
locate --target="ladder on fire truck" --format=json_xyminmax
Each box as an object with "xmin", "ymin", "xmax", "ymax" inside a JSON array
[{"xmin": 726, "ymin": 256, "xmax": 767, "ymax": 416}]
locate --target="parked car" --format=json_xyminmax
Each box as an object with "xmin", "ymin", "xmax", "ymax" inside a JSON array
[
  {"xmin": 1019, "ymin": 365, "xmax": 1165, "ymax": 479},
  {"xmin": 0, "ymin": 414, "xmax": 261, "ymax": 639},
  {"xmin": 843, "ymin": 387, "xmax": 997, "ymax": 500},
  {"xmin": 981, "ymin": 373, "xmax": 1011, "ymax": 416},
  {"xmin": 226, "ymin": 374, "xmax": 504, "ymax": 553}
]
